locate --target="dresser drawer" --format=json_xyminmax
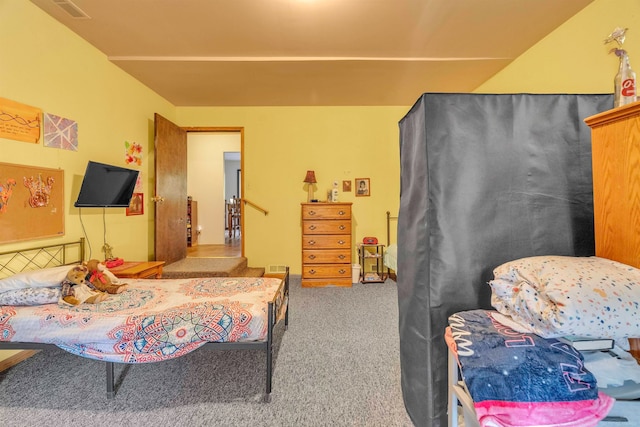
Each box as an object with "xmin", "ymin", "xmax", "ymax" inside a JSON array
[
  {"xmin": 302, "ymin": 264, "xmax": 351, "ymax": 279},
  {"xmin": 302, "ymin": 235, "xmax": 351, "ymax": 249},
  {"xmin": 301, "ymin": 277, "xmax": 353, "ymax": 287},
  {"xmin": 303, "ymin": 249, "xmax": 351, "ymax": 264},
  {"xmin": 302, "ymin": 204, "xmax": 351, "ymax": 220},
  {"xmin": 302, "ymin": 220, "xmax": 351, "ymax": 235}
]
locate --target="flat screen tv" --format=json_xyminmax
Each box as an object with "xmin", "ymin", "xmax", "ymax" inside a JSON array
[{"xmin": 74, "ymin": 161, "xmax": 139, "ymax": 208}]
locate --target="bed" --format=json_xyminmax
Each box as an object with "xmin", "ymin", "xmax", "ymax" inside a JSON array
[
  {"xmin": 384, "ymin": 211, "xmax": 397, "ymax": 280},
  {"xmin": 0, "ymin": 238, "xmax": 289, "ymax": 401},
  {"xmin": 446, "ymin": 255, "xmax": 640, "ymax": 427}
]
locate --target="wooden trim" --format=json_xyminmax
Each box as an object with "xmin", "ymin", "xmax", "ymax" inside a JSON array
[
  {"xmin": 181, "ymin": 126, "xmax": 243, "ymax": 132},
  {"xmin": 584, "ymin": 100, "xmax": 640, "ymax": 127},
  {"xmin": 0, "ymin": 350, "xmax": 39, "ymax": 372}
]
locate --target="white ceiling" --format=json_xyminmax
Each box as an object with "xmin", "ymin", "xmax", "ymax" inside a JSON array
[{"xmin": 30, "ymin": 0, "xmax": 595, "ymax": 106}]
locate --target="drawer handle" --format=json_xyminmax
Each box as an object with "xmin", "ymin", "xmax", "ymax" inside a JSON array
[
  {"xmin": 309, "ymin": 225, "xmax": 317, "ymax": 230},
  {"xmin": 339, "ymin": 225, "xmax": 345, "ymax": 230},
  {"xmin": 338, "ymin": 255, "xmax": 345, "ymax": 260},
  {"xmin": 308, "ymin": 240, "xmax": 316, "ymax": 246},
  {"xmin": 309, "ymin": 255, "xmax": 316, "ymax": 260},
  {"xmin": 308, "ymin": 210, "xmax": 316, "ymax": 216},
  {"xmin": 309, "ymin": 269, "xmax": 316, "ymax": 275},
  {"xmin": 338, "ymin": 210, "xmax": 345, "ymax": 215},
  {"xmin": 338, "ymin": 269, "xmax": 347, "ymax": 274},
  {"xmin": 338, "ymin": 240, "xmax": 345, "ymax": 245}
]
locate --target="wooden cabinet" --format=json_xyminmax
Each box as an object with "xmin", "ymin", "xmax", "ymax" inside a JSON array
[
  {"xmin": 301, "ymin": 202, "xmax": 352, "ymax": 287},
  {"xmin": 586, "ymin": 102, "xmax": 640, "ymax": 267},
  {"xmin": 585, "ymin": 101, "xmax": 640, "ymax": 361}
]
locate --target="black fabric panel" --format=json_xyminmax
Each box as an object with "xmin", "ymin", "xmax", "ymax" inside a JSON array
[{"xmin": 397, "ymin": 93, "xmax": 613, "ymax": 427}]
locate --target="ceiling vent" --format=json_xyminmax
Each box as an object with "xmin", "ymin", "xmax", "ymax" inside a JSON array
[{"xmin": 53, "ymin": 0, "xmax": 91, "ymax": 19}]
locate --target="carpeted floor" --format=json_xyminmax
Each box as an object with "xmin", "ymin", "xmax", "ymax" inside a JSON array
[{"xmin": 0, "ymin": 275, "xmax": 413, "ymax": 427}]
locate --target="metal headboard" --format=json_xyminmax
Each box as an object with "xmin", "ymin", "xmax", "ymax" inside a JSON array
[{"xmin": 0, "ymin": 238, "xmax": 85, "ymax": 279}]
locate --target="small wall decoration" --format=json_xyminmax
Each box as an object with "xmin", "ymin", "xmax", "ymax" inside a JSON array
[
  {"xmin": 126, "ymin": 192, "xmax": 144, "ymax": 216},
  {"xmin": 0, "ymin": 97, "xmax": 42, "ymax": 144},
  {"xmin": 125, "ymin": 141, "xmax": 143, "ymax": 165},
  {"xmin": 355, "ymin": 178, "xmax": 370, "ymax": 197},
  {"xmin": 343, "ymin": 180, "xmax": 352, "ymax": 192},
  {"xmin": 134, "ymin": 171, "xmax": 143, "ymax": 192},
  {"xmin": 43, "ymin": 112, "xmax": 78, "ymax": 151},
  {"xmin": 0, "ymin": 162, "xmax": 64, "ymax": 243}
]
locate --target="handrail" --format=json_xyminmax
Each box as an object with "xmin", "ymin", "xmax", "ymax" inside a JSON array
[{"xmin": 243, "ymin": 198, "xmax": 268, "ymax": 215}]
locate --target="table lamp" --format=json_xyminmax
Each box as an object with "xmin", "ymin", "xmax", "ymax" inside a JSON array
[{"xmin": 303, "ymin": 170, "xmax": 317, "ymax": 202}]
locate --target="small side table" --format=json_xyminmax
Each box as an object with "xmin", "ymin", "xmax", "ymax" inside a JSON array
[
  {"xmin": 109, "ymin": 261, "xmax": 165, "ymax": 279},
  {"xmin": 358, "ymin": 244, "xmax": 386, "ymax": 283}
]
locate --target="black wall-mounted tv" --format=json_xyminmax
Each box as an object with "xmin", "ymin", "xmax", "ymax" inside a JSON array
[{"xmin": 74, "ymin": 161, "xmax": 139, "ymax": 208}]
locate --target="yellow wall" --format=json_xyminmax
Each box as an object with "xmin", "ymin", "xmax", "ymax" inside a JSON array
[
  {"xmin": 476, "ymin": 0, "xmax": 640, "ymax": 94},
  {"xmin": 1, "ymin": 1, "xmax": 175, "ymax": 261},
  {"xmin": 3, "ymin": 0, "xmax": 640, "ymax": 274},
  {"xmin": 176, "ymin": 107, "xmax": 406, "ymax": 271}
]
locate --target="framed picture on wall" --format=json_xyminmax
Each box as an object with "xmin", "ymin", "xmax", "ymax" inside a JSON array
[
  {"xmin": 355, "ymin": 178, "xmax": 370, "ymax": 197},
  {"xmin": 126, "ymin": 192, "xmax": 144, "ymax": 216}
]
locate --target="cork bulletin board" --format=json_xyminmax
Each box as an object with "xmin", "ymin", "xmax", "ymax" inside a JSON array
[{"xmin": 0, "ymin": 162, "xmax": 64, "ymax": 243}]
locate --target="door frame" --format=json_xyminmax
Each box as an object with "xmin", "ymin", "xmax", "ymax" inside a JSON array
[{"xmin": 183, "ymin": 126, "xmax": 244, "ymax": 256}]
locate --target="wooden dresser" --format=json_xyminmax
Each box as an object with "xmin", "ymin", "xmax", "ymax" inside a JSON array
[
  {"xmin": 585, "ymin": 101, "xmax": 640, "ymax": 362},
  {"xmin": 301, "ymin": 202, "xmax": 352, "ymax": 287}
]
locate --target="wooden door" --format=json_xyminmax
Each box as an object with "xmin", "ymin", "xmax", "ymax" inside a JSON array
[{"xmin": 154, "ymin": 113, "xmax": 187, "ymax": 264}]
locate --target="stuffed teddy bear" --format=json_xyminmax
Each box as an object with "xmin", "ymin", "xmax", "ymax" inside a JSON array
[
  {"xmin": 60, "ymin": 265, "xmax": 109, "ymax": 305},
  {"xmin": 84, "ymin": 259, "xmax": 128, "ymax": 294}
]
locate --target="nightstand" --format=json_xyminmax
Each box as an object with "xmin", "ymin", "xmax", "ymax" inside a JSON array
[
  {"xmin": 108, "ymin": 261, "xmax": 165, "ymax": 279},
  {"xmin": 358, "ymin": 244, "xmax": 386, "ymax": 283}
]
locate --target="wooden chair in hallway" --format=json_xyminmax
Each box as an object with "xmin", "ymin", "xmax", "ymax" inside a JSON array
[{"xmin": 227, "ymin": 197, "xmax": 241, "ymax": 239}]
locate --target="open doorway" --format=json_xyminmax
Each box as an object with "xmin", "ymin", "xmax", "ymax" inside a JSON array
[
  {"xmin": 186, "ymin": 130, "xmax": 242, "ymax": 258},
  {"xmin": 223, "ymin": 152, "xmax": 241, "ymax": 248}
]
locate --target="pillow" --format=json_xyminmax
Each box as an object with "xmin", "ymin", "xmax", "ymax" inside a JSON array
[
  {"xmin": 0, "ymin": 287, "xmax": 61, "ymax": 306},
  {"xmin": 489, "ymin": 256, "xmax": 640, "ymax": 340},
  {"xmin": 0, "ymin": 264, "xmax": 77, "ymax": 292}
]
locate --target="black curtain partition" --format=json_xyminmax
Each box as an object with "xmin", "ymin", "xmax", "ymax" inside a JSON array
[{"xmin": 396, "ymin": 93, "xmax": 613, "ymax": 427}]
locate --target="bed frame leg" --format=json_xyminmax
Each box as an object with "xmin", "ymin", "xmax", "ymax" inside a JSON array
[
  {"xmin": 264, "ymin": 302, "xmax": 274, "ymax": 402},
  {"xmin": 284, "ymin": 271, "xmax": 289, "ymax": 331},
  {"xmin": 106, "ymin": 362, "xmax": 115, "ymax": 399}
]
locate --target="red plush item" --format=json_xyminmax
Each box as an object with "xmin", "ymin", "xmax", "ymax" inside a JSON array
[
  {"xmin": 105, "ymin": 258, "xmax": 124, "ymax": 268},
  {"xmin": 362, "ymin": 237, "xmax": 378, "ymax": 244}
]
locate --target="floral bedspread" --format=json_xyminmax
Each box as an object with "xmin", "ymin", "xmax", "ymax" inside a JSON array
[{"xmin": 0, "ymin": 276, "xmax": 285, "ymax": 363}]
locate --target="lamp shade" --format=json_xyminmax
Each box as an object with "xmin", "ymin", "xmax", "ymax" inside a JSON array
[{"xmin": 303, "ymin": 170, "xmax": 317, "ymax": 184}]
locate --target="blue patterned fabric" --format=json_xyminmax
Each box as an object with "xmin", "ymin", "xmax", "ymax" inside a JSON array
[{"xmin": 448, "ymin": 309, "xmax": 600, "ymax": 403}]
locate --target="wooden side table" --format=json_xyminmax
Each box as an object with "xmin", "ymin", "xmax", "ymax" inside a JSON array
[{"xmin": 108, "ymin": 261, "xmax": 165, "ymax": 279}]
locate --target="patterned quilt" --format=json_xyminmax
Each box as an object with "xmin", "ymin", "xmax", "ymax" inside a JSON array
[{"xmin": 0, "ymin": 276, "xmax": 285, "ymax": 363}]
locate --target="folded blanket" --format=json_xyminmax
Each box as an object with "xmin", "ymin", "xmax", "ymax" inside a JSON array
[{"xmin": 446, "ymin": 310, "xmax": 614, "ymax": 427}]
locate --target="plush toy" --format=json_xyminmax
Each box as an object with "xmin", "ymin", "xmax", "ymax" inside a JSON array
[
  {"xmin": 84, "ymin": 259, "xmax": 128, "ymax": 294},
  {"xmin": 60, "ymin": 265, "xmax": 109, "ymax": 305}
]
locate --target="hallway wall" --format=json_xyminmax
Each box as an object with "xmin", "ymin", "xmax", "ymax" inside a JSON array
[{"xmin": 187, "ymin": 132, "xmax": 241, "ymax": 245}]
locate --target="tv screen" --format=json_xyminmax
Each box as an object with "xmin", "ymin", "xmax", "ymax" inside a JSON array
[{"xmin": 74, "ymin": 161, "xmax": 139, "ymax": 208}]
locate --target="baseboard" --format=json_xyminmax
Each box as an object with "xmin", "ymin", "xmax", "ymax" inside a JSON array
[{"xmin": 0, "ymin": 350, "xmax": 39, "ymax": 372}]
